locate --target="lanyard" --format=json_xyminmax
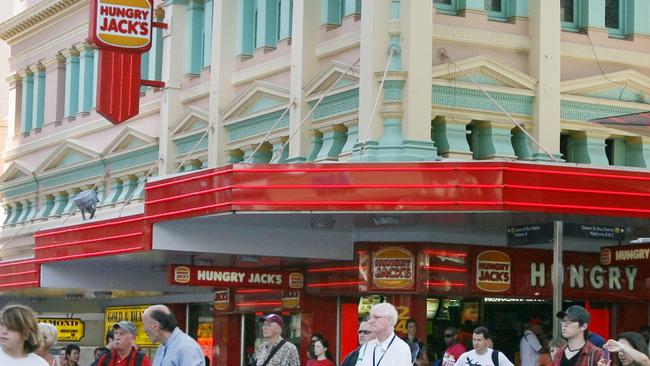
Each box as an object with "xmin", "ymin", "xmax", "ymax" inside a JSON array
[{"xmin": 372, "ymin": 335, "xmax": 396, "ymax": 366}]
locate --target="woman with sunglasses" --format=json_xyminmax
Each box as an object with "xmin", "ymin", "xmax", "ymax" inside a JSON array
[{"xmin": 0, "ymin": 304, "xmax": 49, "ymax": 366}]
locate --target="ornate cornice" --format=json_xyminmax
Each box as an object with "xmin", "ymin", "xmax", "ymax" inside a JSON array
[{"xmin": 0, "ymin": 0, "xmax": 83, "ymax": 41}]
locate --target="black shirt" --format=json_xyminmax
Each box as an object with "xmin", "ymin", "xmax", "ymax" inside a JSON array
[{"xmin": 561, "ymin": 350, "xmax": 581, "ymax": 366}]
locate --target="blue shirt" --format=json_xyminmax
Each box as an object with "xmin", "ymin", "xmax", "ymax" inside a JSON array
[{"xmin": 152, "ymin": 328, "xmax": 206, "ymax": 366}]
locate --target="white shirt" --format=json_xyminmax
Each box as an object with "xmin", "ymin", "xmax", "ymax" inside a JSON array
[
  {"xmin": 520, "ymin": 330, "xmax": 542, "ymax": 366},
  {"xmin": 454, "ymin": 348, "xmax": 514, "ymax": 366},
  {"xmin": 0, "ymin": 348, "xmax": 49, "ymax": 366},
  {"xmin": 356, "ymin": 331, "xmax": 412, "ymax": 366}
]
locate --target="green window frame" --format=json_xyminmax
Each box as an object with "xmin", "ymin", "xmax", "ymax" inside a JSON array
[
  {"xmin": 605, "ymin": 0, "xmax": 625, "ymax": 38},
  {"xmin": 433, "ymin": 0, "xmax": 458, "ymax": 16},
  {"xmin": 485, "ymin": 0, "xmax": 508, "ymax": 22},
  {"xmin": 561, "ymin": 0, "xmax": 581, "ymax": 32}
]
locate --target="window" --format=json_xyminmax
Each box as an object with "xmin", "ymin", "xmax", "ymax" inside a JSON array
[
  {"xmin": 561, "ymin": 0, "xmax": 580, "ymax": 31},
  {"xmin": 605, "ymin": 0, "xmax": 624, "ymax": 37},
  {"xmin": 485, "ymin": 0, "xmax": 507, "ymax": 21},
  {"xmin": 433, "ymin": 0, "xmax": 457, "ymax": 16}
]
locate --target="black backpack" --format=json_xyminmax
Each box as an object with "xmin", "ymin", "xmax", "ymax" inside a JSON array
[{"xmin": 491, "ymin": 349, "xmax": 500, "ymax": 366}]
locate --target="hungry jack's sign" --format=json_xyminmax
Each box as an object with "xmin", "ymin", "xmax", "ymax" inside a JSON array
[{"xmin": 169, "ymin": 265, "xmax": 304, "ymax": 290}]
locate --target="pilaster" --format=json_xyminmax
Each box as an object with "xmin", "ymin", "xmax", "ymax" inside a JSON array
[
  {"xmin": 322, "ymin": 0, "xmax": 342, "ymax": 28},
  {"xmin": 237, "ymin": 0, "xmax": 256, "ymax": 58},
  {"xmin": 256, "ymin": 0, "xmax": 279, "ymax": 51},
  {"xmin": 19, "ymin": 69, "xmax": 33, "ymax": 135},
  {"xmin": 628, "ymin": 0, "xmax": 650, "ymax": 37},
  {"xmin": 77, "ymin": 43, "xmax": 95, "ymax": 115},
  {"xmin": 287, "ymin": 0, "xmax": 321, "ymax": 162},
  {"xmin": 159, "ymin": 0, "xmax": 189, "ymax": 174},
  {"xmin": 6, "ymin": 73, "xmax": 22, "ymax": 139},
  {"xmin": 149, "ymin": 8, "xmax": 165, "ymax": 82},
  {"xmin": 202, "ymin": 0, "xmax": 213, "ymax": 67},
  {"xmin": 187, "ymin": 0, "xmax": 204, "ymax": 74},
  {"xmin": 208, "ymin": 0, "xmax": 237, "ymax": 167},
  {"xmin": 529, "ymin": 2, "xmax": 561, "ymax": 160},
  {"xmin": 43, "ymin": 54, "xmax": 66, "ymax": 126},
  {"xmin": 30, "ymin": 64, "xmax": 45, "ymax": 132},
  {"xmin": 278, "ymin": 0, "xmax": 292, "ymax": 41},
  {"xmin": 62, "ymin": 48, "xmax": 80, "ymax": 120}
]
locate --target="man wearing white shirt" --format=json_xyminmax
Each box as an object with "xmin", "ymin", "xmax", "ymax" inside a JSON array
[
  {"xmin": 520, "ymin": 319, "xmax": 542, "ymax": 366},
  {"xmin": 454, "ymin": 327, "xmax": 514, "ymax": 366},
  {"xmin": 356, "ymin": 302, "xmax": 412, "ymax": 366}
]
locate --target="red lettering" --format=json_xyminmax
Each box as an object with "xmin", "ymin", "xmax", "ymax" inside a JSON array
[{"xmin": 139, "ymin": 22, "xmax": 149, "ymax": 36}]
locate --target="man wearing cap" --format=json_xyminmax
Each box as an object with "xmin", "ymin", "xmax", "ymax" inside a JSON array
[
  {"xmin": 142, "ymin": 304, "xmax": 205, "ymax": 366},
  {"xmin": 520, "ymin": 319, "xmax": 543, "ymax": 366},
  {"xmin": 553, "ymin": 305, "xmax": 602, "ymax": 366},
  {"xmin": 255, "ymin": 314, "xmax": 300, "ymax": 366},
  {"xmin": 96, "ymin": 321, "xmax": 151, "ymax": 366},
  {"xmin": 341, "ymin": 321, "xmax": 376, "ymax": 366}
]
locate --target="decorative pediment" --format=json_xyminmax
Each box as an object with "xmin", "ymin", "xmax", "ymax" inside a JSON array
[
  {"xmin": 103, "ymin": 127, "xmax": 157, "ymax": 156},
  {"xmin": 223, "ymin": 81, "xmax": 290, "ymax": 121},
  {"xmin": 171, "ymin": 106, "xmax": 210, "ymax": 137},
  {"xmin": 561, "ymin": 70, "xmax": 650, "ymax": 103},
  {"xmin": 0, "ymin": 161, "xmax": 33, "ymax": 184},
  {"xmin": 36, "ymin": 139, "xmax": 100, "ymax": 173},
  {"xmin": 432, "ymin": 55, "xmax": 537, "ymax": 90},
  {"xmin": 304, "ymin": 60, "xmax": 360, "ymax": 97}
]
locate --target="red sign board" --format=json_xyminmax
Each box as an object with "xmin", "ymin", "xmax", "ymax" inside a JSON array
[
  {"xmin": 371, "ymin": 246, "xmax": 417, "ymax": 291},
  {"xmin": 600, "ymin": 244, "xmax": 650, "ymax": 266},
  {"xmin": 89, "ymin": 0, "xmax": 158, "ymax": 125},
  {"xmin": 169, "ymin": 265, "xmax": 304, "ymax": 290}
]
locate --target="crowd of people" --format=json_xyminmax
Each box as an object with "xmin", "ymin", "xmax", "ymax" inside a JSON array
[
  {"xmin": 0, "ymin": 303, "xmax": 205, "ymax": 366},
  {"xmin": 3, "ymin": 302, "xmax": 650, "ymax": 366}
]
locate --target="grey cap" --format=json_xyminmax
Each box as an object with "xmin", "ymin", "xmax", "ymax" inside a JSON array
[
  {"xmin": 556, "ymin": 305, "xmax": 590, "ymax": 324},
  {"xmin": 113, "ymin": 321, "xmax": 138, "ymax": 335}
]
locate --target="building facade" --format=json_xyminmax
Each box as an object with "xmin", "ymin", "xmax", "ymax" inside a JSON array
[{"xmin": 0, "ymin": 0, "xmax": 649, "ymax": 365}]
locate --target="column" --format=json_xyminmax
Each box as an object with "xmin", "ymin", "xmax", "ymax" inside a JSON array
[
  {"xmin": 7, "ymin": 73, "xmax": 22, "ymax": 139},
  {"xmin": 306, "ymin": 130, "xmax": 323, "ymax": 161},
  {"xmin": 278, "ymin": 0, "xmax": 292, "ymax": 43},
  {"xmin": 237, "ymin": 0, "xmax": 256, "ymax": 58},
  {"xmin": 431, "ymin": 116, "xmax": 473, "ymax": 159},
  {"xmin": 475, "ymin": 121, "xmax": 517, "ymax": 159},
  {"xmin": 43, "ymin": 55, "xmax": 66, "ymax": 126},
  {"xmin": 628, "ymin": 0, "xmax": 650, "ymax": 37},
  {"xmin": 63, "ymin": 188, "xmax": 81, "ymax": 214},
  {"xmin": 33, "ymin": 195, "xmax": 55, "ymax": 221},
  {"xmin": 187, "ymin": 0, "xmax": 205, "ymax": 74},
  {"xmin": 256, "ymin": 0, "xmax": 279, "ymax": 51},
  {"xmin": 287, "ymin": 0, "xmax": 323, "ymax": 161},
  {"xmin": 208, "ymin": 0, "xmax": 237, "ymax": 167},
  {"xmin": 77, "ymin": 43, "xmax": 95, "ymax": 115},
  {"xmin": 62, "ymin": 48, "xmax": 80, "ymax": 120},
  {"xmin": 529, "ymin": 2, "xmax": 561, "ymax": 160},
  {"xmin": 149, "ymin": 8, "xmax": 164, "ymax": 82},
  {"xmin": 270, "ymin": 137, "xmax": 289, "ymax": 163},
  {"xmin": 354, "ymin": 0, "xmax": 390, "ymax": 157},
  {"xmin": 49, "ymin": 191, "xmax": 69, "ymax": 218},
  {"xmin": 400, "ymin": 0, "xmax": 437, "ymax": 160},
  {"xmin": 19, "ymin": 69, "xmax": 33, "ymax": 135},
  {"xmin": 159, "ymin": 0, "xmax": 189, "ymax": 174},
  {"xmin": 202, "ymin": 0, "xmax": 213, "ymax": 67},
  {"xmin": 315, "ymin": 125, "xmax": 347, "ymax": 161},
  {"xmin": 322, "ymin": 0, "xmax": 342, "ymax": 28},
  {"xmin": 30, "ymin": 64, "xmax": 45, "ymax": 131}
]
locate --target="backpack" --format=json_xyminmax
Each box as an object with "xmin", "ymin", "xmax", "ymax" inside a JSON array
[
  {"xmin": 491, "ymin": 349, "xmax": 500, "ymax": 366},
  {"xmin": 98, "ymin": 350, "xmax": 146, "ymax": 366}
]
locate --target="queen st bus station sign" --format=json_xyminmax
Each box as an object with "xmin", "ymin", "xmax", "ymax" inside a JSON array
[{"xmin": 89, "ymin": 0, "xmax": 165, "ymax": 124}]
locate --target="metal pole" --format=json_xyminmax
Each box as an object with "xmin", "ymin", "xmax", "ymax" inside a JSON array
[
  {"xmin": 240, "ymin": 314, "xmax": 246, "ymax": 366},
  {"xmin": 336, "ymin": 296, "xmax": 341, "ymax": 363},
  {"xmin": 552, "ymin": 220, "xmax": 564, "ymax": 340}
]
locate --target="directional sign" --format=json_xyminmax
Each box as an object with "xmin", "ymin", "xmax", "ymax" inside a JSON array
[
  {"xmin": 564, "ymin": 223, "xmax": 625, "ymax": 241},
  {"xmin": 507, "ymin": 223, "xmax": 554, "ymax": 246}
]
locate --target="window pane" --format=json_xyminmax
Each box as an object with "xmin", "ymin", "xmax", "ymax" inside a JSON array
[
  {"xmin": 605, "ymin": 0, "xmax": 619, "ymax": 29},
  {"xmin": 484, "ymin": 0, "xmax": 501, "ymax": 12},
  {"xmin": 560, "ymin": 0, "xmax": 574, "ymax": 22},
  {"xmin": 434, "ymin": 0, "xmax": 452, "ymax": 4}
]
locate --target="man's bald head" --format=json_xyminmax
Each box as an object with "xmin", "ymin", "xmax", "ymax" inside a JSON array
[{"xmin": 143, "ymin": 304, "xmax": 177, "ymax": 332}]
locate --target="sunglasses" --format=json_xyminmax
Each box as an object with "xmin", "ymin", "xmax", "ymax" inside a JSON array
[{"xmin": 358, "ymin": 330, "xmax": 371, "ymax": 335}]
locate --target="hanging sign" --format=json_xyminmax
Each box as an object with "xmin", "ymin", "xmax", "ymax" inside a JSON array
[
  {"xmin": 104, "ymin": 305, "xmax": 156, "ymax": 347},
  {"xmin": 89, "ymin": 0, "xmax": 164, "ymax": 124},
  {"xmin": 169, "ymin": 265, "xmax": 304, "ymax": 290},
  {"xmin": 38, "ymin": 318, "xmax": 85, "ymax": 342}
]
